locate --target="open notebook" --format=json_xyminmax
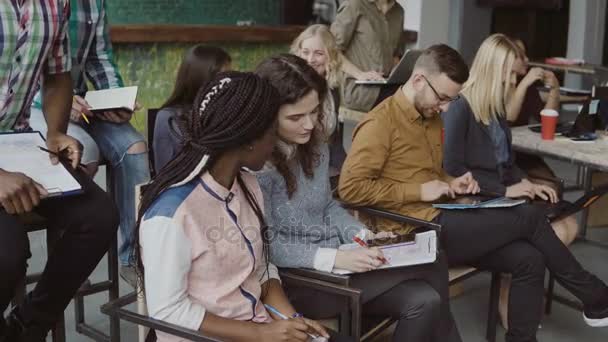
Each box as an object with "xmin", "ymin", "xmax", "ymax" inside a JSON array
[
  {"xmin": 0, "ymin": 132, "xmax": 82, "ymax": 197},
  {"xmin": 333, "ymin": 230, "xmax": 437, "ymax": 275}
]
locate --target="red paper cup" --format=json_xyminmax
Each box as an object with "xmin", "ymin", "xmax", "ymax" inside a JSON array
[{"xmin": 540, "ymin": 109, "xmax": 559, "ymax": 140}]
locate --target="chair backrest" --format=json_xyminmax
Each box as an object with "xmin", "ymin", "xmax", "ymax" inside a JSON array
[{"xmin": 146, "ymin": 108, "xmax": 160, "ymax": 178}]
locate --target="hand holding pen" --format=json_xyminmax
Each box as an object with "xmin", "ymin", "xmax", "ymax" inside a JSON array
[{"xmin": 263, "ymin": 304, "xmax": 329, "ymax": 341}]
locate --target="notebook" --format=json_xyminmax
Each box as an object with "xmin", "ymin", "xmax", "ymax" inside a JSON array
[
  {"xmin": 355, "ymin": 49, "xmax": 422, "ymax": 85},
  {"xmin": 0, "ymin": 132, "xmax": 83, "ymax": 197},
  {"xmin": 432, "ymin": 197, "xmax": 527, "ymax": 210},
  {"xmin": 84, "ymin": 86, "xmax": 138, "ymax": 113},
  {"xmin": 333, "ymin": 230, "xmax": 437, "ymax": 275}
]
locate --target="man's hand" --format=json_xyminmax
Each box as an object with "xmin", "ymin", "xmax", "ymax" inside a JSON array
[
  {"xmin": 46, "ymin": 132, "xmax": 83, "ymax": 169},
  {"xmin": 421, "ymin": 180, "xmax": 454, "ymax": 202},
  {"xmin": 97, "ymin": 100, "xmax": 139, "ymax": 124},
  {"xmin": 71, "ymin": 95, "xmax": 93, "ymax": 123},
  {"xmin": 449, "ymin": 171, "xmax": 480, "ymax": 195},
  {"xmin": 0, "ymin": 169, "xmax": 48, "ymax": 214}
]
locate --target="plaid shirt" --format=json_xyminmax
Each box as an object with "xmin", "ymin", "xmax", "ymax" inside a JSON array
[
  {"xmin": 32, "ymin": 0, "xmax": 124, "ymax": 110},
  {"xmin": 0, "ymin": 0, "xmax": 71, "ymax": 132},
  {"xmin": 69, "ymin": 0, "xmax": 123, "ymax": 96}
]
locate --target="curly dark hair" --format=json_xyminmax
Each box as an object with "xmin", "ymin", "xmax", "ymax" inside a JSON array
[{"xmin": 255, "ymin": 53, "xmax": 328, "ymax": 197}]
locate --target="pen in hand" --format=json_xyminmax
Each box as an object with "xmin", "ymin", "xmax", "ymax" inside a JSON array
[
  {"xmin": 353, "ymin": 236, "xmax": 389, "ymax": 265},
  {"xmin": 38, "ymin": 146, "xmax": 86, "ymax": 170},
  {"xmin": 263, "ymin": 304, "xmax": 320, "ymax": 339}
]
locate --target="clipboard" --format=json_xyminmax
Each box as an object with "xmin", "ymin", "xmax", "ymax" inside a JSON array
[
  {"xmin": 0, "ymin": 131, "xmax": 84, "ymax": 198},
  {"xmin": 333, "ymin": 230, "xmax": 437, "ymax": 275}
]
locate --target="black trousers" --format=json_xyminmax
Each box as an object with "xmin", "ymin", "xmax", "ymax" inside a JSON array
[
  {"xmin": 286, "ymin": 253, "xmax": 461, "ymax": 342},
  {"xmin": 0, "ymin": 171, "xmax": 118, "ymax": 340},
  {"xmin": 437, "ymin": 204, "xmax": 608, "ymax": 342}
]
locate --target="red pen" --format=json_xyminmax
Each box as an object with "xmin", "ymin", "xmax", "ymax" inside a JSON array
[{"xmin": 353, "ymin": 236, "xmax": 389, "ymax": 264}]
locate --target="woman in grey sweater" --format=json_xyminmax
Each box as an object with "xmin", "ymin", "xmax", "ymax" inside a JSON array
[{"xmin": 255, "ymin": 54, "xmax": 461, "ymax": 342}]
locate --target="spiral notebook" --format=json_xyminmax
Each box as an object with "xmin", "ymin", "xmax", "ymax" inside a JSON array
[{"xmin": 0, "ymin": 132, "xmax": 83, "ymax": 198}]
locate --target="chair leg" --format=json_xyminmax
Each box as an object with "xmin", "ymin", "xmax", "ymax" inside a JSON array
[
  {"xmin": 486, "ymin": 272, "xmax": 500, "ymax": 342},
  {"xmin": 46, "ymin": 229, "xmax": 66, "ymax": 342},
  {"xmin": 108, "ymin": 236, "xmax": 121, "ymax": 342},
  {"xmin": 350, "ymin": 296, "xmax": 361, "ymax": 342},
  {"xmin": 545, "ymin": 272, "xmax": 555, "ymax": 315}
]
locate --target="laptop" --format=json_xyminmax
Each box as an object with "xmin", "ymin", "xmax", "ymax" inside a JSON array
[
  {"xmin": 529, "ymin": 85, "xmax": 608, "ymax": 137},
  {"xmin": 564, "ymin": 85, "xmax": 608, "ymax": 138},
  {"xmin": 355, "ymin": 49, "xmax": 422, "ymax": 85}
]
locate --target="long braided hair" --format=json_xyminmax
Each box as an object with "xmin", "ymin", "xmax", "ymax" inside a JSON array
[
  {"xmin": 255, "ymin": 54, "xmax": 328, "ymax": 198},
  {"xmin": 133, "ymin": 71, "xmax": 281, "ymax": 289}
]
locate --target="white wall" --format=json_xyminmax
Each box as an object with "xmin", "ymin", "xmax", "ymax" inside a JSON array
[
  {"xmin": 564, "ymin": 0, "xmax": 606, "ymax": 88},
  {"xmin": 397, "ymin": 0, "xmax": 421, "ymax": 32}
]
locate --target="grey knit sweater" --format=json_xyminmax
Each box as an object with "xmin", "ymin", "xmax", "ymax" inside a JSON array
[{"xmin": 256, "ymin": 144, "xmax": 366, "ymax": 270}]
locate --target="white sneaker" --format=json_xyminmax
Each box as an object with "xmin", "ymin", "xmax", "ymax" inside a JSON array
[{"xmin": 583, "ymin": 312, "xmax": 608, "ymax": 327}]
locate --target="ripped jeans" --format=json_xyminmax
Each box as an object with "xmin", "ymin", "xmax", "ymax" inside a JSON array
[{"xmin": 29, "ymin": 108, "xmax": 150, "ymax": 266}]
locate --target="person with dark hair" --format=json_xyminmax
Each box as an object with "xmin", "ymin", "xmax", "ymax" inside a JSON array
[
  {"xmin": 1, "ymin": 1, "xmax": 119, "ymax": 340},
  {"xmin": 255, "ymin": 54, "xmax": 462, "ymax": 342},
  {"xmin": 153, "ymin": 45, "xmax": 231, "ymax": 171},
  {"xmin": 135, "ymin": 71, "xmax": 350, "ymax": 342},
  {"xmin": 340, "ymin": 43, "xmax": 608, "ymax": 342}
]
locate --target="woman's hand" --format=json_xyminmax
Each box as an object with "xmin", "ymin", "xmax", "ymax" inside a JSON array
[
  {"xmin": 532, "ymin": 183, "xmax": 559, "ymax": 203},
  {"xmin": 505, "ymin": 179, "xmax": 535, "ymax": 199},
  {"xmin": 334, "ymin": 247, "xmax": 386, "ymax": 273},
  {"xmin": 303, "ymin": 318, "xmax": 330, "ymax": 339},
  {"xmin": 255, "ymin": 319, "xmax": 311, "ymax": 342}
]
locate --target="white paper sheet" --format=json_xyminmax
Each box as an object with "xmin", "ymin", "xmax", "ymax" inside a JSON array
[{"xmin": 0, "ymin": 132, "xmax": 82, "ymax": 197}]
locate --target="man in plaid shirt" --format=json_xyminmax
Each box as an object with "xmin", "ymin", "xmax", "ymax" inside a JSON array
[
  {"xmin": 30, "ymin": 0, "xmax": 150, "ymax": 287},
  {"xmin": 0, "ymin": 1, "xmax": 118, "ymax": 340}
]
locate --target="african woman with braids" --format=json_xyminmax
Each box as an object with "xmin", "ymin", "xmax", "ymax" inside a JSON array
[
  {"xmin": 134, "ymin": 71, "xmax": 346, "ymax": 342},
  {"xmin": 255, "ymin": 54, "xmax": 462, "ymax": 342}
]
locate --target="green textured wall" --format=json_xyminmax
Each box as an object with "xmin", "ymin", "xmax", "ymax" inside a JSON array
[
  {"xmin": 107, "ymin": 0, "xmax": 281, "ymax": 25},
  {"xmin": 113, "ymin": 42, "xmax": 289, "ymax": 133}
]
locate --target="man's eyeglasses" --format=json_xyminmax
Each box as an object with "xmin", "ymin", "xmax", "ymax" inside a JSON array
[{"xmin": 421, "ymin": 75, "xmax": 460, "ymax": 104}]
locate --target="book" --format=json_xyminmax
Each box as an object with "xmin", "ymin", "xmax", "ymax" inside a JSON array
[
  {"xmin": 0, "ymin": 132, "xmax": 83, "ymax": 197},
  {"xmin": 84, "ymin": 86, "xmax": 138, "ymax": 113},
  {"xmin": 333, "ymin": 230, "xmax": 437, "ymax": 275},
  {"xmin": 432, "ymin": 197, "xmax": 527, "ymax": 210}
]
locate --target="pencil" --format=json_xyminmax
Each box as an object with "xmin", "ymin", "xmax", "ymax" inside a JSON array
[{"xmin": 80, "ymin": 112, "xmax": 90, "ymax": 124}]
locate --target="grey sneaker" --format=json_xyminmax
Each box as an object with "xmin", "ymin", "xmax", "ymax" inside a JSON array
[{"xmin": 120, "ymin": 265, "xmax": 138, "ymax": 288}]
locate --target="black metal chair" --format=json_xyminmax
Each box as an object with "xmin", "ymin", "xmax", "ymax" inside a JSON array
[
  {"xmin": 101, "ymin": 292, "xmax": 218, "ymax": 342},
  {"xmin": 12, "ymin": 161, "xmax": 121, "ymax": 342}
]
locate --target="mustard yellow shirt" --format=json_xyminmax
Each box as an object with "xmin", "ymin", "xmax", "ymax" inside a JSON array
[{"xmin": 338, "ymin": 88, "xmax": 452, "ymax": 232}]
